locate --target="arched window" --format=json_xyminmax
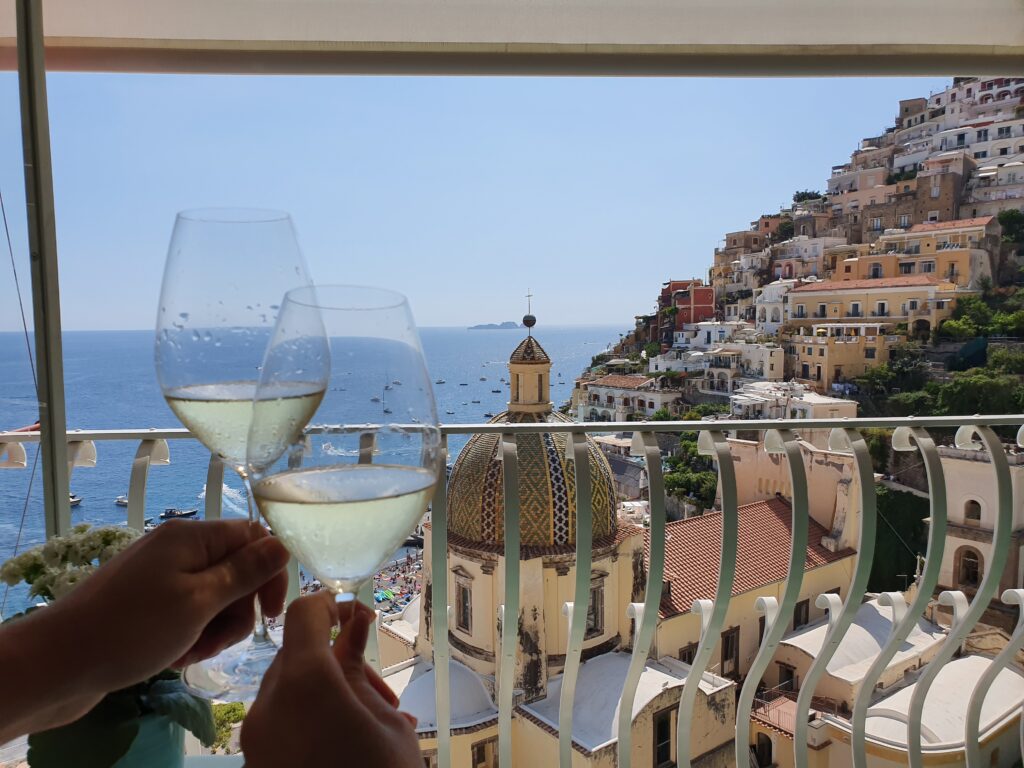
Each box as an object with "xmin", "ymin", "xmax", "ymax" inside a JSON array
[
  {"xmin": 957, "ymin": 548, "xmax": 982, "ymax": 588},
  {"xmin": 771, "ymin": 307, "xmax": 781, "ymax": 323},
  {"xmin": 964, "ymin": 499, "xmax": 982, "ymax": 524}
]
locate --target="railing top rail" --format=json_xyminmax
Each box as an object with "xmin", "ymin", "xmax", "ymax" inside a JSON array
[{"xmin": 1, "ymin": 414, "xmax": 1023, "ymax": 443}]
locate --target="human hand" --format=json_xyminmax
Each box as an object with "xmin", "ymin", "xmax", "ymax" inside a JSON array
[
  {"xmin": 242, "ymin": 593, "xmax": 421, "ymax": 768},
  {"xmin": 50, "ymin": 520, "xmax": 287, "ymax": 690},
  {"xmin": 0, "ymin": 519, "xmax": 289, "ymax": 741}
]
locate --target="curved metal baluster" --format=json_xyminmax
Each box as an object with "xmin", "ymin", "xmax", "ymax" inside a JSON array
[
  {"xmin": 127, "ymin": 439, "xmax": 169, "ymax": 531},
  {"xmin": 907, "ymin": 425, "xmax": 1012, "ymax": 768},
  {"xmin": 498, "ymin": 433, "xmax": 521, "ymax": 768},
  {"xmin": 851, "ymin": 426, "xmax": 946, "ymax": 767},
  {"xmin": 617, "ymin": 431, "xmax": 666, "ymax": 768},
  {"xmin": 735, "ymin": 428, "xmax": 809, "ymax": 768},
  {"xmin": 559, "ymin": 433, "xmax": 594, "ymax": 768},
  {"xmin": 794, "ymin": 427, "xmax": 877, "ymax": 768},
  {"xmin": 203, "ymin": 455, "xmax": 224, "ymax": 520},
  {"xmin": 965, "ymin": 589, "xmax": 1024, "ymax": 767},
  {"xmin": 677, "ymin": 429, "xmax": 737, "ymax": 768},
  {"xmin": 430, "ymin": 435, "xmax": 452, "ymax": 768},
  {"xmin": 0, "ymin": 441, "xmax": 27, "ymax": 468}
]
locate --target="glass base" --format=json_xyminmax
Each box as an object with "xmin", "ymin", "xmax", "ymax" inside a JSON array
[{"xmin": 181, "ymin": 626, "xmax": 284, "ymax": 702}]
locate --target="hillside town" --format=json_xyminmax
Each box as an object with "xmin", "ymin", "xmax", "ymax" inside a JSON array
[
  {"xmin": 369, "ymin": 77, "xmax": 1024, "ymax": 768},
  {"xmin": 571, "ymin": 76, "xmax": 1024, "ymax": 431}
]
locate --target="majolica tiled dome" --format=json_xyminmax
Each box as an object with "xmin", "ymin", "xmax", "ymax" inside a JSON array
[{"xmin": 447, "ymin": 409, "xmax": 617, "ymax": 550}]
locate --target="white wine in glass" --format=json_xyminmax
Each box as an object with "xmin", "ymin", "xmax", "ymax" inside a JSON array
[
  {"xmin": 248, "ymin": 285, "xmax": 441, "ymax": 602},
  {"xmin": 155, "ymin": 208, "xmax": 315, "ymax": 700}
]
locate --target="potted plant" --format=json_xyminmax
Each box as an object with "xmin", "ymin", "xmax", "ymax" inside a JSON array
[{"xmin": 1, "ymin": 524, "xmax": 216, "ymax": 767}]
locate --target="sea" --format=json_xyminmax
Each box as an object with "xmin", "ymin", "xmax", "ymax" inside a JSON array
[{"xmin": 0, "ymin": 325, "xmax": 621, "ymax": 614}]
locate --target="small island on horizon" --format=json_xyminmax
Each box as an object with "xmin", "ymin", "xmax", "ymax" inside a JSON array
[{"xmin": 467, "ymin": 321, "xmax": 524, "ymax": 330}]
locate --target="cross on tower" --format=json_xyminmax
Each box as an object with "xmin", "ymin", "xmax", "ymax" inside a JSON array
[{"xmin": 523, "ymin": 289, "xmax": 536, "ymax": 336}]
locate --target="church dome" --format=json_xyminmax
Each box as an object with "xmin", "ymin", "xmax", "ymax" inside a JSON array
[
  {"xmin": 449, "ymin": 324, "xmax": 617, "ymax": 552},
  {"xmin": 447, "ymin": 410, "xmax": 617, "ymax": 551}
]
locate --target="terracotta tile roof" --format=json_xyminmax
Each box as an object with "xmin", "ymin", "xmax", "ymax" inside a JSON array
[
  {"xmin": 647, "ymin": 497, "xmax": 856, "ymax": 618},
  {"xmin": 589, "ymin": 374, "xmax": 653, "ymax": 390},
  {"xmin": 907, "ymin": 216, "xmax": 994, "ymax": 233},
  {"xmin": 791, "ymin": 275, "xmax": 944, "ymax": 293}
]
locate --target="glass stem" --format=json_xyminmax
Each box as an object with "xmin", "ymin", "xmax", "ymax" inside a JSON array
[{"xmin": 241, "ymin": 472, "xmax": 271, "ymax": 644}]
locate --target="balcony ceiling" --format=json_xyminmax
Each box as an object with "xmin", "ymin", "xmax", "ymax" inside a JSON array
[{"xmin": 0, "ymin": 0, "xmax": 1023, "ymax": 75}]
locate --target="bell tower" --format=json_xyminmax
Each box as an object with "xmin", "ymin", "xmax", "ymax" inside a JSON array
[{"xmin": 508, "ymin": 297, "xmax": 552, "ymax": 415}]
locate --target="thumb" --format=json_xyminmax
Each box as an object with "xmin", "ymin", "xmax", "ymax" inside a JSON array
[{"xmin": 200, "ymin": 536, "xmax": 290, "ymax": 611}]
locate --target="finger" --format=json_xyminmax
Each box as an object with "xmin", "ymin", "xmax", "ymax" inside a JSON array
[
  {"xmin": 365, "ymin": 663, "xmax": 400, "ymax": 709},
  {"xmin": 173, "ymin": 594, "xmax": 255, "ymax": 667},
  {"xmin": 282, "ymin": 591, "xmax": 339, "ymax": 657},
  {"xmin": 160, "ymin": 519, "xmax": 268, "ymax": 572},
  {"xmin": 257, "ymin": 568, "xmax": 289, "ymax": 618},
  {"xmin": 198, "ymin": 536, "xmax": 290, "ymax": 613},
  {"xmin": 400, "ymin": 712, "xmax": 418, "ymax": 729},
  {"xmin": 333, "ymin": 606, "xmax": 396, "ymax": 718}
]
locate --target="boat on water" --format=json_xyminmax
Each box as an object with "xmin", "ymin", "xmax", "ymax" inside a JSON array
[
  {"xmin": 491, "ymin": 389, "xmax": 501, "ymax": 393},
  {"xmin": 446, "ymin": 410, "xmax": 455, "ymax": 415},
  {"xmin": 383, "ymin": 407, "xmax": 393, "ymax": 415},
  {"xmin": 384, "ymin": 384, "xmax": 392, "ymax": 391},
  {"xmin": 483, "ymin": 412, "xmax": 495, "ymax": 418},
  {"xmin": 479, "ymin": 376, "xmax": 487, "ymax": 381},
  {"xmin": 435, "ymin": 379, "xmax": 446, "ymax": 384},
  {"xmin": 69, "ymin": 493, "xmax": 82, "ymax": 507},
  {"xmin": 370, "ymin": 396, "xmax": 381, "ymax": 403},
  {"xmin": 403, "ymin": 533, "xmax": 424, "ymax": 548},
  {"xmin": 114, "ymin": 495, "xmax": 128, "ymax": 507},
  {"xmin": 459, "ymin": 383, "xmax": 468, "ymax": 386},
  {"xmin": 471, "ymin": 399, "xmax": 481, "ymax": 404},
  {"xmin": 392, "ymin": 380, "xmax": 402, "ymax": 385},
  {"xmin": 159, "ymin": 507, "xmax": 198, "ymax": 520}
]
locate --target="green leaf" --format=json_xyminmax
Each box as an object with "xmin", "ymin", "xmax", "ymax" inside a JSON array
[
  {"xmin": 142, "ymin": 679, "xmax": 216, "ymax": 746},
  {"xmin": 28, "ymin": 695, "xmax": 140, "ymax": 768}
]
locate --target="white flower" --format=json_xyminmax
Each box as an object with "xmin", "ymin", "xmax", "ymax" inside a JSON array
[
  {"xmin": 0, "ymin": 559, "xmax": 23, "ymax": 586},
  {"xmin": 41, "ymin": 538, "xmax": 67, "ymax": 567}
]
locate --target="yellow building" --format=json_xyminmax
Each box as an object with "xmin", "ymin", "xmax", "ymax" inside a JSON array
[
  {"xmin": 784, "ymin": 323, "xmax": 899, "ymax": 393},
  {"xmin": 787, "ymin": 274, "xmax": 960, "ymax": 344}
]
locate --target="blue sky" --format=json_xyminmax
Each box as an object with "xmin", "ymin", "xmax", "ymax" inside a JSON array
[{"xmin": 0, "ymin": 74, "xmax": 951, "ymax": 332}]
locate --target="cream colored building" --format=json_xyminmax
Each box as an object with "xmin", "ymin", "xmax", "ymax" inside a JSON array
[
  {"xmin": 693, "ymin": 343, "xmax": 785, "ymax": 399},
  {"xmin": 833, "ymin": 222, "xmax": 994, "ymax": 289},
  {"xmin": 936, "ymin": 445, "xmax": 1024, "ymax": 597},
  {"xmin": 751, "ymin": 656, "xmax": 1024, "ymax": 768},
  {"xmin": 576, "ymin": 373, "xmax": 682, "ymax": 421}
]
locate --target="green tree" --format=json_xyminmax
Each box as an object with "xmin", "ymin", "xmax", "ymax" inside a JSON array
[
  {"xmin": 774, "ymin": 219, "xmax": 795, "ymax": 242},
  {"xmin": 650, "ymin": 407, "xmax": 673, "ymax": 421},
  {"xmin": 855, "ymin": 364, "xmax": 895, "ymax": 396},
  {"xmin": 935, "ymin": 369, "xmax": 1021, "ymax": 415},
  {"xmin": 887, "ymin": 344, "xmax": 928, "ymax": 391},
  {"xmin": 643, "ymin": 342, "xmax": 662, "ymax": 359},
  {"xmin": 792, "ymin": 190, "xmax": 823, "ymax": 203},
  {"xmin": 988, "ymin": 346, "xmax": 1024, "ymax": 373},
  {"xmin": 887, "ymin": 390, "xmax": 934, "ymax": 416},
  {"xmin": 938, "ymin": 317, "xmax": 978, "ymax": 341},
  {"xmin": 952, "ymin": 294, "xmax": 994, "ymax": 329},
  {"xmin": 998, "ymin": 208, "xmax": 1024, "ymax": 243}
]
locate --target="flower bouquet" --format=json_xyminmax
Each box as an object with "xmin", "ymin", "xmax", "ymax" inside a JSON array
[{"xmin": 1, "ymin": 525, "xmax": 216, "ymax": 768}]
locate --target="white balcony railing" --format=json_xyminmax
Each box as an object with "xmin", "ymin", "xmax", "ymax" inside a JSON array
[{"xmin": 1, "ymin": 416, "xmax": 1023, "ymax": 768}]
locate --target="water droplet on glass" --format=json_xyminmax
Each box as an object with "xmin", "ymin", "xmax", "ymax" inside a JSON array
[
  {"xmin": 192, "ymin": 330, "xmax": 201, "ymax": 341},
  {"xmin": 246, "ymin": 305, "xmax": 254, "ymax": 311},
  {"xmin": 179, "ymin": 312, "xmax": 189, "ymax": 321},
  {"xmin": 270, "ymin": 304, "xmax": 280, "ymax": 311},
  {"xmin": 203, "ymin": 331, "xmax": 212, "ymax": 342}
]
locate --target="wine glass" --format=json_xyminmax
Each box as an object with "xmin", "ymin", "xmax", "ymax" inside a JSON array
[
  {"xmin": 155, "ymin": 208, "xmax": 313, "ymax": 700},
  {"xmin": 248, "ymin": 285, "xmax": 441, "ymax": 607}
]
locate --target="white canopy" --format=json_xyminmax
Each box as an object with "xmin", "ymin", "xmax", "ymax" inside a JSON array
[{"xmin": 1, "ymin": 0, "xmax": 1022, "ymax": 75}]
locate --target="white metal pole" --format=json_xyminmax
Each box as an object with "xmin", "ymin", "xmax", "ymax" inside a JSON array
[{"xmin": 16, "ymin": 0, "xmax": 70, "ymax": 538}]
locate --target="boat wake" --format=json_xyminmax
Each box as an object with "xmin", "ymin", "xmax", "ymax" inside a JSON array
[{"xmin": 198, "ymin": 482, "xmax": 248, "ymax": 518}]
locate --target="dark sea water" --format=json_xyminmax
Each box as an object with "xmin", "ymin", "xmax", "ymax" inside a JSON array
[{"xmin": 0, "ymin": 325, "xmax": 620, "ymax": 613}]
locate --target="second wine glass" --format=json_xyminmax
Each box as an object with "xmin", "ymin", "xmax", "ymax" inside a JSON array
[{"xmin": 248, "ymin": 285, "xmax": 441, "ymax": 603}]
